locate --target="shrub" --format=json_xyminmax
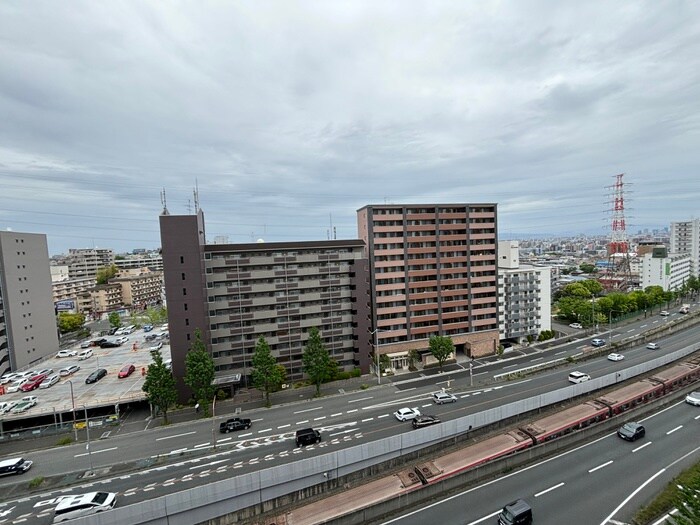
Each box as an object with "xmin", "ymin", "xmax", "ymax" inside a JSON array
[
  {"xmin": 56, "ymin": 436, "xmax": 73, "ymax": 446},
  {"xmin": 351, "ymin": 368, "xmax": 361, "ymax": 378},
  {"xmin": 360, "ymin": 384, "xmax": 369, "ymax": 390},
  {"xmin": 28, "ymin": 476, "xmax": 44, "ymax": 489}
]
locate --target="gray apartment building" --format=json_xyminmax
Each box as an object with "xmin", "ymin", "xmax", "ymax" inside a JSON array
[
  {"xmin": 159, "ymin": 209, "xmax": 370, "ymax": 400},
  {"xmin": 357, "ymin": 204, "xmax": 500, "ymax": 370},
  {"xmin": 0, "ymin": 231, "xmax": 60, "ymax": 376}
]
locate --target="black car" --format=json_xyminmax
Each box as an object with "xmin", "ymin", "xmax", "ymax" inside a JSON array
[
  {"xmin": 91, "ymin": 338, "xmax": 107, "ymax": 347},
  {"xmin": 144, "ymin": 334, "xmax": 158, "ymax": 341},
  {"xmin": 617, "ymin": 422, "xmax": 645, "ymax": 441},
  {"xmin": 108, "ymin": 327, "xmax": 119, "ymax": 335},
  {"xmin": 100, "ymin": 341, "xmax": 119, "ymax": 348},
  {"xmin": 219, "ymin": 417, "xmax": 252, "ymax": 433},
  {"xmin": 85, "ymin": 368, "xmax": 107, "ymax": 384},
  {"xmin": 295, "ymin": 428, "xmax": 322, "ymax": 447},
  {"xmin": 412, "ymin": 415, "xmax": 441, "ymax": 429}
]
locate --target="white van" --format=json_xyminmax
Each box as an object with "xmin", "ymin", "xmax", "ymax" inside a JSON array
[
  {"xmin": 0, "ymin": 457, "xmax": 33, "ymax": 476},
  {"xmin": 122, "ymin": 325, "xmax": 136, "ymax": 335},
  {"xmin": 569, "ymin": 371, "xmax": 591, "ymax": 384}
]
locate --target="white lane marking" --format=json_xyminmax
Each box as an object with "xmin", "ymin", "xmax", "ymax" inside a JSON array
[
  {"xmin": 238, "ymin": 432, "xmax": 252, "ymax": 438},
  {"xmin": 640, "ymin": 324, "xmax": 648, "ymax": 328},
  {"xmin": 503, "ymin": 364, "xmax": 518, "ymax": 369},
  {"xmin": 599, "ymin": 468, "xmax": 666, "ymax": 525},
  {"xmin": 626, "ymin": 329, "xmax": 635, "ymax": 333},
  {"xmin": 294, "ymin": 407, "xmax": 322, "ymax": 414},
  {"xmin": 667, "ymin": 425, "xmax": 683, "ymax": 435},
  {"xmin": 530, "ymin": 357, "xmax": 543, "ymax": 362},
  {"xmin": 400, "ymin": 387, "xmax": 416, "ymax": 392},
  {"xmin": 331, "ymin": 413, "xmax": 343, "ymax": 417},
  {"xmin": 464, "ymin": 510, "xmax": 501, "ymax": 525},
  {"xmin": 695, "ymin": 414, "xmax": 700, "ymax": 420},
  {"xmin": 362, "ymin": 418, "xmax": 374, "ymax": 422},
  {"xmin": 314, "ymin": 416, "xmax": 326, "ymax": 421},
  {"xmin": 295, "ymin": 421, "xmax": 309, "ymax": 425},
  {"xmin": 258, "ymin": 428, "xmax": 272, "ymax": 433},
  {"xmin": 156, "ymin": 431, "xmax": 196, "ymax": 441},
  {"xmin": 74, "ymin": 446, "xmax": 118, "ymax": 457},
  {"xmin": 378, "ymin": 414, "xmax": 389, "ymax": 418},
  {"xmin": 278, "ymin": 424, "xmax": 291, "ymax": 429},
  {"xmin": 534, "ymin": 482, "xmax": 565, "ymax": 497},
  {"xmin": 588, "ymin": 460, "xmax": 613, "ymax": 473},
  {"xmin": 633, "ymin": 442, "xmax": 652, "ymax": 453},
  {"xmin": 347, "ymin": 409, "xmax": 358, "ymax": 413},
  {"xmin": 421, "ymin": 404, "xmax": 432, "ymax": 408},
  {"xmin": 193, "ymin": 442, "xmax": 210, "ymax": 449},
  {"xmin": 554, "ymin": 351, "xmax": 567, "ymax": 355},
  {"xmin": 348, "ymin": 396, "xmax": 373, "ymax": 403}
]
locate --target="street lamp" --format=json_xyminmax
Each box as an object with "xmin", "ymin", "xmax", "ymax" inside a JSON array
[
  {"xmin": 211, "ymin": 396, "xmax": 217, "ymax": 451},
  {"xmin": 66, "ymin": 380, "xmax": 78, "ymax": 442},
  {"xmin": 369, "ymin": 328, "xmax": 384, "ymax": 385},
  {"xmin": 608, "ymin": 309, "xmax": 625, "ymax": 343}
]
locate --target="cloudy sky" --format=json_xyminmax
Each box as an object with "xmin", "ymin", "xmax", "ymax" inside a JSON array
[{"xmin": 1, "ymin": 1, "xmax": 699, "ymax": 255}]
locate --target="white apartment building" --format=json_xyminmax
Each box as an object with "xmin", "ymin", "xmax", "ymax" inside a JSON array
[
  {"xmin": 497, "ymin": 241, "xmax": 551, "ymax": 344},
  {"xmin": 641, "ymin": 250, "xmax": 691, "ymax": 291},
  {"xmin": 61, "ymin": 248, "xmax": 114, "ymax": 279},
  {"xmin": 670, "ymin": 219, "xmax": 700, "ymax": 277}
]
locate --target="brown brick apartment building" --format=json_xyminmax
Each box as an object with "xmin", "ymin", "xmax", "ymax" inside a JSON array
[
  {"xmin": 357, "ymin": 204, "xmax": 499, "ymax": 368},
  {"xmin": 159, "ymin": 209, "xmax": 371, "ymax": 400}
]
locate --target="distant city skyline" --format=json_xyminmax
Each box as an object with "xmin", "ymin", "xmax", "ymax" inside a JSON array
[{"xmin": 1, "ymin": 2, "xmax": 698, "ymax": 255}]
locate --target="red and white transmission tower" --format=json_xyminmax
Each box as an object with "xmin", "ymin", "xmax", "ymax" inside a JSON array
[{"xmin": 604, "ymin": 173, "xmax": 632, "ymax": 290}]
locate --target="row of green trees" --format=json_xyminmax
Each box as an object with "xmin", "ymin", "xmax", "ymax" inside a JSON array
[{"xmin": 555, "ymin": 277, "xmax": 700, "ymax": 327}]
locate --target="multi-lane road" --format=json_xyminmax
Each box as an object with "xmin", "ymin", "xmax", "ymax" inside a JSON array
[{"xmin": 0, "ymin": 308, "xmax": 697, "ymax": 523}]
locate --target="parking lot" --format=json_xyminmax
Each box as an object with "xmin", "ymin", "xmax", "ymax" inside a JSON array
[{"xmin": 0, "ymin": 326, "xmax": 171, "ymax": 421}]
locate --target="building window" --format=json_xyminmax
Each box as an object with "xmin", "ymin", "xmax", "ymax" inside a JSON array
[
  {"xmin": 183, "ymin": 288, "xmax": 187, "ymax": 295},
  {"xmin": 181, "ymin": 273, "xmax": 186, "ymax": 280},
  {"xmin": 180, "ymin": 256, "xmax": 184, "ymax": 264},
  {"xmin": 187, "ymin": 333, "xmax": 191, "ymax": 341},
  {"xmin": 184, "ymin": 303, "xmax": 188, "ymax": 311}
]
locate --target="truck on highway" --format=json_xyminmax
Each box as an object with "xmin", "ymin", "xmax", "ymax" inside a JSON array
[{"xmin": 680, "ymin": 304, "xmax": 690, "ymax": 314}]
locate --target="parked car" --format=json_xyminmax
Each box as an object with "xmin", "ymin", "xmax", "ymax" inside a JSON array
[
  {"xmin": 568, "ymin": 322, "xmax": 583, "ymax": 329},
  {"xmin": 219, "ymin": 417, "xmax": 252, "ymax": 433},
  {"xmin": 91, "ymin": 338, "xmax": 107, "ymax": 347},
  {"xmin": 150, "ymin": 341, "xmax": 163, "ymax": 351},
  {"xmin": 85, "ymin": 368, "xmax": 107, "ymax": 384},
  {"xmin": 100, "ymin": 341, "xmax": 120, "ymax": 348},
  {"xmin": 56, "ymin": 349, "xmax": 78, "ymax": 358},
  {"xmin": 21, "ymin": 395, "xmax": 38, "ymax": 405},
  {"xmin": 37, "ymin": 368, "xmax": 54, "ymax": 377},
  {"xmin": 118, "ymin": 364, "xmax": 135, "ymax": 378},
  {"xmin": 78, "ymin": 349, "xmax": 94, "ymax": 360},
  {"xmin": 685, "ymin": 391, "xmax": 700, "ymax": 406},
  {"xmin": 394, "ymin": 407, "xmax": 421, "ymax": 421},
  {"xmin": 0, "ymin": 373, "xmax": 20, "ymax": 384},
  {"xmin": 115, "ymin": 336, "xmax": 129, "ymax": 345},
  {"xmin": 432, "ymin": 391, "xmax": 457, "ymax": 404},
  {"xmin": 143, "ymin": 324, "xmax": 154, "ymax": 332},
  {"xmin": 59, "ymin": 365, "xmax": 80, "ymax": 377},
  {"xmin": 0, "ymin": 401, "xmax": 18, "ymax": 414},
  {"xmin": 159, "ymin": 324, "xmax": 169, "ymax": 332},
  {"xmin": 80, "ymin": 341, "xmax": 91, "ymax": 349},
  {"xmin": 617, "ymin": 422, "xmax": 645, "ymax": 441},
  {"xmin": 646, "ymin": 342, "xmax": 660, "ymax": 350},
  {"xmin": 607, "ymin": 353, "xmax": 625, "ymax": 362},
  {"xmin": 295, "ymin": 428, "xmax": 322, "ymax": 447},
  {"xmin": 20, "ymin": 374, "xmax": 47, "ymax": 392},
  {"xmin": 660, "ymin": 310, "xmax": 670, "ymax": 316},
  {"xmin": 144, "ymin": 333, "xmax": 158, "ymax": 342},
  {"xmin": 591, "ymin": 338, "xmax": 606, "ymax": 347},
  {"xmin": 412, "ymin": 415, "xmax": 441, "ymax": 429},
  {"xmin": 108, "ymin": 327, "xmax": 119, "ymax": 335},
  {"xmin": 39, "ymin": 374, "xmax": 60, "ymax": 389},
  {"xmin": 6, "ymin": 380, "xmax": 27, "ymax": 393},
  {"xmin": 53, "ymin": 491, "xmax": 117, "ymax": 523}
]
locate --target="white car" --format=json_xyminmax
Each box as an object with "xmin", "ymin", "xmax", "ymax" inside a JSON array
[
  {"xmin": 607, "ymin": 353, "xmax": 625, "ymax": 362},
  {"xmin": 6, "ymin": 380, "xmax": 27, "ymax": 393},
  {"xmin": 0, "ymin": 401, "xmax": 18, "ymax": 414},
  {"xmin": 660, "ymin": 310, "xmax": 670, "ymax": 316},
  {"xmin": 78, "ymin": 349, "xmax": 94, "ymax": 360},
  {"xmin": 569, "ymin": 322, "xmax": 583, "ymax": 329},
  {"xmin": 159, "ymin": 324, "xmax": 169, "ymax": 332},
  {"xmin": 39, "ymin": 374, "xmax": 60, "ymax": 389},
  {"xmin": 21, "ymin": 395, "xmax": 38, "ymax": 405},
  {"xmin": 56, "ymin": 350, "xmax": 77, "ymax": 358},
  {"xmin": 685, "ymin": 391, "xmax": 700, "ymax": 406},
  {"xmin": 646, "ymin": 342, "xmax": 660, "ymax": 350},
  {"xmin": 0, "ymin": 373, "xmax": 20, "ymax": 385},
  {"xmin": 150, "ymin": 341, "xmax": 163, "ymax": 351},
  {"xmin": 115, "ymin": 336, "xmax": 129, "ymax": 344},
  {"xmin": 59, "ymin": 365, "xmax": 80, "ymax": 377},
  {"xmin": 432, "ymin": 392, "xmax": 457, "ymax": 404},
  {"xmin": 53, "ymin": 491, "xmax": 117, "ymax": 522},
  {"xmin": 568, "ymin": 371, "xmax": 591, "ymax": 384},
  {"xmin": 394, "ymin": 407, "xmax": 421, "ymax": 421}
]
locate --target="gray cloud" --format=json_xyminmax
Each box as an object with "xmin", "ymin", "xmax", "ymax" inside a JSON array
[{"xmin": 0, "ymin": 1, "xmax": 699, "ymax": 253}]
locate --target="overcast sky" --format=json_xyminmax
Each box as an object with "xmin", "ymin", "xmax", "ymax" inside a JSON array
[{"xmin": 1, "ymin": 2, "xmax": 699, "ymax": 255}]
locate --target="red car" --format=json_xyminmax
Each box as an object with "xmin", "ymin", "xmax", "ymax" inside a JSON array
[
  {"xmin": 20, "ymin": 374, "xmax": 47, "ymax": 392},
  {"xmin": 118, "ymin": 364, "xmax": 136, "ymax": 378}
]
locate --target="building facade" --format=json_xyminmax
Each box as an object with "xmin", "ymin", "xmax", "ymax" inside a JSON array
[
  {"xmin": 56, "ymin": 248, "xmax": 115, "ymax": 280},
  {"xmin": 160, "ymin": 209, "xmax": 371, "ymax": 400},
  {"xmin": 640, "ymin": 249, "xmax": 692, "ymax": 291},
  {"xmin": 114, "ymin": 252, "xmax": 164, "ymax": 272},
  {"xmin": 110, "ymin": 268, "xmax": 163, "ymax": 308},
  {"xmin": 357, "ymin": 203, "xmax": 499, "ymax": 368},
  {"xmin": 497, "ymin": 241, "xmax": 551, "ymax": 343},
  {"xmin": 0, "ymin": 231, "xmax": 60, "ymax": 376},
  {"xmin": 670, "ymin": 219, "xmax": 700, "ymax": 278}
]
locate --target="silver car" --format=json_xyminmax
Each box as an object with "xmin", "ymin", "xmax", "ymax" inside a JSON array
[{"xmin": 685, "ymin": 392, "xmax": 700, "ymax": 406}]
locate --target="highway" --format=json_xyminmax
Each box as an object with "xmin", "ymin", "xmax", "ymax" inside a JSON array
[
  {"xmin": 0, "ymin": 308, "xmax": 697, "ymax": 523},
  {"xmin": 382, "ymin": 399, "xmax": 700, "ymax": 525}
]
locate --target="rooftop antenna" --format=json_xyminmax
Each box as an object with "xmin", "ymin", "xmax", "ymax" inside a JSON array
[
  {"xmin": 160, "ymin": 188, "xmax": 170, "ymax": 215},
  {"xmin": 193, "ymin": 179, "xmax": 200, "ymax": 213},
  {"xmin": 186, "ymin": 198, "xmax": 192, "ymax": 214}
]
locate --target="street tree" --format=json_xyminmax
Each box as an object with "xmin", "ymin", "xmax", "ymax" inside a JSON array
[
  {"xmin": 302, "ymin": 327, "xmax": 333, "ymax": 397},
  {"xmin": 108, "ymin": 312, "xmax": 122, "ymax": 329},
  {"xmin": 95, "ymin": 264, "xmax": 119, "ymax": 285},
  {"xmin": 184, "ymin": 328, "xmax": 216, "ymax": 416},
  {"xmin": 669, "ymin": 472, "xmax": 700, "ymax": 525},
  {"xmin": 142, "ymin": 349, "xmax": 177, "ymax": 424},
  {"xmin": 57, "ymin": 312, "xmax": 85, "ymax": 333},
  {"xmin": 251, "ymin": 336, "xmax": 285, "ymax": 407},
  {"xmin": 429, "ymin": 335, "xmax": 454, "ymax": 372}
]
